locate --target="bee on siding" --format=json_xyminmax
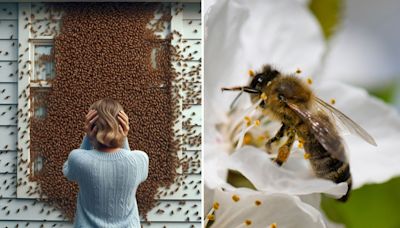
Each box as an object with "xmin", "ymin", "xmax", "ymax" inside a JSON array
[{"xmin": 222, "ymin": 65, "xmax": 377, "ymax": 202}]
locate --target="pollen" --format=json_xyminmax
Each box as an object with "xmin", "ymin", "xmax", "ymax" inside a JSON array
[
  {"xmin": 232, "ymin": 194, "xmax": 240, "ymax": 202},
  {"xmin": 307, "ymin": 77, "xmax": 313, "ymax": 85},
  {"xmin": 304, "ymin": 153, "xmax": 311, "ymax": 159},
  {"xmin": 330, "ymin": 98, "xmax": 336, "ymax": 105},
  {"xmin": 270, "ymin": 223, "xmax": 277, "ymax": 228},
  {"xmin": 245, "ymin": 220, "xmax": 252, "ymax": 226},
  {"xmin": 254, "ymin": 119, "xmax": 260, "ymax": 127},
  {"xmin": 261, "ymin": 92, "xmax": 268, "ymax": 100},
  {"xmin": 295, "ymin": 68, "xmax": 302, "ymax": 74},
  {"xmin": 243, "ymin": 133, "xmax": 253, "ymax": 145},
  {"xmin": 213, "ymin": 202, "xmax": 220, "ymax": 210},
  {"xmin": 207, "ymin": 214, "xmax": 215, "ymax": 221},
  {"xmin": 244, "ymin": 116, "xmax": 252, "ymax": 126},
  {"xmin": 255, "ymin": 200, "xmax": 262, "ymax": 206},
  {"xmin": 248, "ymin": 69, "xmax": 255, "ymax": 77}
]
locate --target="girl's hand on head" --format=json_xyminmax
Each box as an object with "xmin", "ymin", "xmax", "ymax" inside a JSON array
[
  {"xmin": 117, "ymin": 110, "xmax": 129, "ymax": 137},
  {"xmin": 84, "ymin": 109, "xmax": 99, "ymax": 140}
]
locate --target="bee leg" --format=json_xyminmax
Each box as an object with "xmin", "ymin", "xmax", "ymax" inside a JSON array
[
  {"xmin": 265, "ymin": 124, "xmax": 287, "ymax": 153},
  {"xmin": 274, "ymin": 129, "xmax": 295, "ymax": 166}
]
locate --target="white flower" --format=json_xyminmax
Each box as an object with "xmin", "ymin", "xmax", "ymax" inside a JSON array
[
  {"xmin": 205, "ymin": 0, "xmax": 400, "ymax": 227},
  {"xmin": 320, "ymin": 0, "xmax": 400, "ymax": 89}
]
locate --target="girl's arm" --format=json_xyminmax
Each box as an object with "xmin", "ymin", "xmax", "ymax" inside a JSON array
[
  {"xmin": 122, "ymin": 136, "xmax": 131, "ymax": 150},
  {"xmin": 80, "ymin": 134, "xmax": 93, "ymax": 150}
]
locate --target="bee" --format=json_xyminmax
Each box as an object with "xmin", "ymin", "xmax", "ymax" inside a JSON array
[{"xmin": 222, "ymin": 65, "xmax": 377, "ymax": 201}]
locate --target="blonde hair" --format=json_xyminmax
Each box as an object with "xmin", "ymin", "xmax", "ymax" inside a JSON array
[{"xmin": 89, "ymin": 98, "xmax": 125, "ymax": 149}]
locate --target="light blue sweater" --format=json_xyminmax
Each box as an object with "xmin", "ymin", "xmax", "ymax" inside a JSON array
[{"xmin": 63, "ymin": 134, "xmax": 149, "ymax": 228}]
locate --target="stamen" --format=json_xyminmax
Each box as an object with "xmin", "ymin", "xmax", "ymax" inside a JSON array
[
  {"xmin": 304, "ymin": 153, "xmax": 311, "ymax": 159},
  {"xmin": 248, "ymin": 69, "xmax": 255, "ymax": 77},
  {"xmin": 232, "ymin": 194, "xmax": 240, "ymax": 202},
  {"xmin": 254, "ymin": 119, "xmax": 260, "ymax": 127},
  {"xmin": 213, "ymin": 202, "xmax": 220, "ymax": 210},
  {"xmin": 244, "ymin": 116, "xmax": 252, "ymax": 126},
  {"xmin": 330, "ymin": 98, "xmax": 336, "ymax": 105},
  {"xmin": 244, "ymin": 220, "xmax": 252, "ymax": 226},
  {"xmin": 296, "ymin": 68, "xmax": 302, "ymax": 74},
  {"xmin": 255, "ymin": 200, "xmax": 262, "ymax": 206},
  {"xmin": 298, "ymin": 142, "xmax": 303, "ymax": 149},
  {"xmin": 307, "ymin": 78, "xmax": 313, "ymax": 85},
  {"xmin": 270, "ymin": 223, "xmax": 277, "ymax": 228},
  {"xmin": 243, "ymin": 133, "xmax": 253, "ymax": 145},
  {"xmin": 207, "ymin": 214, "xmax": 215, "ymax": 221}
]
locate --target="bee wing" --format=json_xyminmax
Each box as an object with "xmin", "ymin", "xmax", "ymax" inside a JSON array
[
  {"xmin": 285, "ymin": 101, "xmax": 347, "ymax": 162},
  {"xmin": 314, "ymin": 97, "xmax": 377, "ymax": 146}
]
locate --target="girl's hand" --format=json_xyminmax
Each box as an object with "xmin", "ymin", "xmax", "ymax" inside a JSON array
[
  {"xmin": 117, "ymin": 110, "xmax": 129, "ymax": 137},
  {"xmin": 84, "ymin": 109, "xmax": 99, "ymax": 140}
]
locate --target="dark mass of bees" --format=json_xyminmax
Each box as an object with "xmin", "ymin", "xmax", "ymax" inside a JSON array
[{"xmin": 26, "ymin": 3, "xmax": 182, "ymax": 221}]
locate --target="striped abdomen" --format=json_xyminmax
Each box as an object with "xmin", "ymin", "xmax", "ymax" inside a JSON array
[{"xmin": 303, "ymin": 132, "xmax": 352, "ymax": 202}]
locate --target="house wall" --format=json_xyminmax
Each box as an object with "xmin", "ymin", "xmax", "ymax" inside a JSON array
[{"xmin": 0, "ymin": 2, "xmax": 202, "ymax": 227}]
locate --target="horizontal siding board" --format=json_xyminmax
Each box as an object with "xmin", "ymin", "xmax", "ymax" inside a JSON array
[
  {"xmin": 145, "ymin": 200, "xmax": 201, "ymax": 222},
  {"xmin": 0, "ymin": 125, "xmax": 17, "ymax": 151},
  {"xmin": 0, "ymin": 104, "xmax": 17, "ymax": 125},
  {"xmin": 157, "ymin": 174, "xmax": 201, "ymax": 200},
  {"xmin": 0, "ymin": 61, "xmax": 18, "ymax": 83},
  {"xmin": 0, "ymin": 173, "xmax": 16, "ymax": 197},
  {"xmin": 0, "ymin": 151, "xmax": 17, "ymax": 173},
  {"xmin": 0, "ymin": 4, "xmax": 18, "ymax": 20},
  {"xmin": 0, "ymin": 40, "xmax": 17, "ymax": 61},
  {"xmin": 0, "ymin": 20, "xmax": 17, "ymax": 39},
  {"xmin": 0, "ymin": 199, "xmax": 201, "ymax": 222},
  {"xmin": 0, "ymin": 83, "xmax": 17, "ymax": 104}
]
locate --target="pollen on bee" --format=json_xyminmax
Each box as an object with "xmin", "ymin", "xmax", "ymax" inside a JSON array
[
  {"xmin": 255, "ymin": 200, "xmax": 262, "ymax": 206},
  {"xmin": 270, "ymin": 223, "xmax": 278, "ymax": 228},
  {"xmin": 307, "ymin": 78, "xmax": 313, "ymax": 85},
  {"xmin": 261, "ymin": 93, "xmax": 267, "ymax": 100},
  {"xmin": 330, "ymin": 98, "xmax": 336, "ymax": 105},
  {"xmin": 248, "ymin": 69, "xmax": 255, "ymax": 77},
  {"xmin": 243, "ymin": 133, "xmax": 253, "ymax": 145},
  {"xmin": 295, "ymin": 68, "xmax": 302, "ymax": 74},
  {"xmin": 207, "ymin": 214, "xmax": 215, "ymax": 221},
  {"xmin": 213, "ymin": 202, "xmax": 220, "ymax": 210},
  {"xmin": 232, "ymin": 194, "xmax": 240, "ymax": 202},
  {"xmin": 244, "ymin": 116, "xmax": 251, "ymax": 126},
  {"xmin": 245, "ymin": 220, "xmax": 252, "ymax": 226},
  {"xmin": 304, "ymin": 153, "xmax": 311, "ymax": 159}
]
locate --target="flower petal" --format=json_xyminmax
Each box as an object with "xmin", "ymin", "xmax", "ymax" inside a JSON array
[
  {"xmin": 226, "ymin": 146, "xmax": 348, "ymax": 198},
  {"xmin": 320, "ymin": 0, "xmax": 400, "ymax": 89},
  {"xmin": 209, "ymin": 188, "xmax": 327, "ymax": 228},
  {"xmin": 314, "ymin": 80, "xmax": 400, "ymax": 188}
]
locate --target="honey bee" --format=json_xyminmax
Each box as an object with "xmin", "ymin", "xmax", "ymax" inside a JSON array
[{"xmin": 222, "ymin": 65, "xmax": 377, "ymax": 201}]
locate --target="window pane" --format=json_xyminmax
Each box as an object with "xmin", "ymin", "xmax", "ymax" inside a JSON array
[{"xmin": 34, "ymin": 45, "xmax": 55, "ymax": 81}]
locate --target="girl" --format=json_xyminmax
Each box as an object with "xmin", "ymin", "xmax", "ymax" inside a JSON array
[{"xmin": 63, "ymin": 98, "xmax": 149, "ymax": 228}]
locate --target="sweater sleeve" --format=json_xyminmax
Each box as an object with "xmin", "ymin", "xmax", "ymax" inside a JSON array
[
  {"xmin": 137, "ymin": 151, "xmax": 149, "ymax": 183},
  {"xmin": 63, "ymin": 150, "xmax": 80, "ymax": 182},
  {"xmin": 121, "ymin": 136, "xmax": 131, "ymax": 150},
  {"xmin": 80, "ymin": 134, "xmax": 93, "ymax": 150}
]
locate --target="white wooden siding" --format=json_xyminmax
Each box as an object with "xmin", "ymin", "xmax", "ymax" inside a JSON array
[{"xmin": 0, "ymin": 2, "xmax": 202, "ymax": 227}]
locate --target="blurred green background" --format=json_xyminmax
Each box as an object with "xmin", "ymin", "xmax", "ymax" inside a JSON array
[{"xmin": 310, "ymin": 0, "xmax": 400, "ymax": 227}]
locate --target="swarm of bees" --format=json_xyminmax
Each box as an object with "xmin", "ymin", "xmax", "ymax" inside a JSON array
[
  {"xmin": 23, "ymin": 2, "xmax": 197, "ymax": 221},
  {"xmin": 222, "ymin": 65, "xmax": 377, "ymax": 201}
]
